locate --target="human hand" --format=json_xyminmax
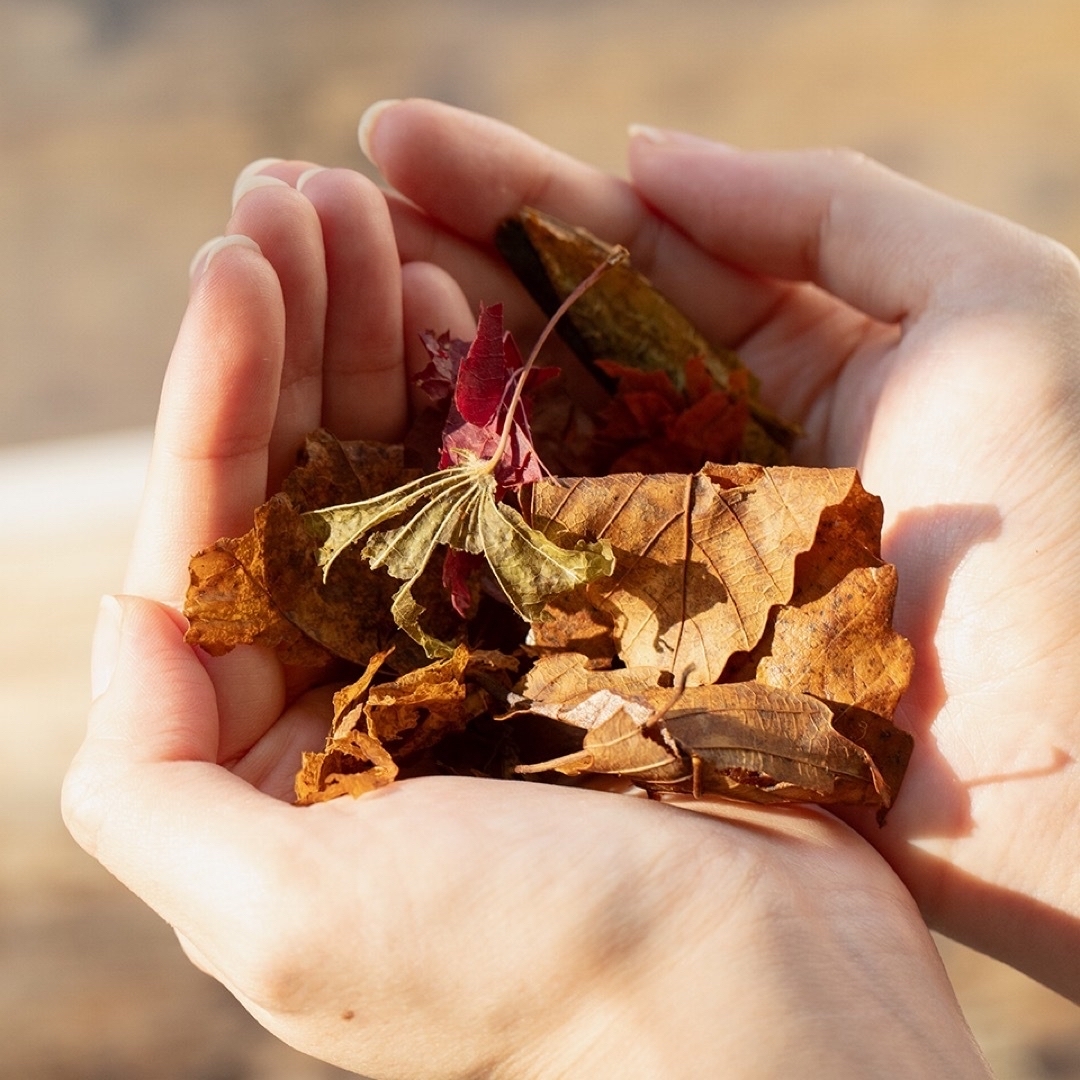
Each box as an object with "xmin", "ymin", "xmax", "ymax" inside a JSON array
[
  {"xmin": 61, "ymin": 159, "xmax": 992, "ymax": 1077},
  {"xmin": 357, "ymin": 99, "xmax": 1080, "ymax": 1001}
]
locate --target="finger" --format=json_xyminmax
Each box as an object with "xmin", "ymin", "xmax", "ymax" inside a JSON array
[
  {"xmin": 228, "ymin": 176, "xmax": 328, "ymax": 487},
  {"xmin": 230, "ymin": 157, "xmax": 320, "ymax": 203},
  {"xmin": 387, "ymin": 195, "xmax": 552, "ymax": 348},
  {"xmin": 360, "ymin": 98, "xmax": 637, "ymax": 241},
  {"xmin": 362, "ymin": 99, "xmax": 777, "ymax": 350},
  {"xmin": 294, "ymin": 167, "xmax": 407, "ymax": 442},
  {"xmin": 126, "ymin": 238, "xmax": 284, "ymax": 604},
  {"xmin": 626, "ymin": 129, "xmax": 1024, "ymax": 324},
  {"xmin": 226, "ymin": 682, "xmax": 339, "ymax": 801},
  {"xmin": 388, "ymin": 195, "xmax": 524, "ymax": 310}
]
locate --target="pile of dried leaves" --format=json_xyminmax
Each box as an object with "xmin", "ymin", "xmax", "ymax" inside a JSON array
[{"xmin": 184, "ymin": 208, "xmax": 914, "ymax": 819}]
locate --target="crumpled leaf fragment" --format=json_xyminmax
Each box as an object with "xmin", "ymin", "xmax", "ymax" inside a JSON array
[
  {"xmin": 516, "ymin": 690, "xmax": 689, "ymax": 785},
  {"xmin": 364, "ymin": 645, "xmax": 475, "ymax": 755},
  {"xmin": 512, "ymin": 652, "xmax": 672, "ymax": 715},
  {"xmin": 295, "ymin": 731, "xmax": 399, "ymax": 805},
  {"xmin": 295, "ymin": 644, "xmax": 512, "ymax": 804},
  {"xmin": 307, "ymin": 460, "xmax": 615, "ymax": 657}
]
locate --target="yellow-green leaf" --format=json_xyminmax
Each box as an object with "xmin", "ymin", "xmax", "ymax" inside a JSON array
[{"xmin": 306, "ymin": 460, "xmax": 614, "ymax": 656}]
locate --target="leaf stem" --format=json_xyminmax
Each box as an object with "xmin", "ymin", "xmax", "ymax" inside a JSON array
[{"xmin": 481, "ymin": 245, "xmax": 629, "ymax": 475}]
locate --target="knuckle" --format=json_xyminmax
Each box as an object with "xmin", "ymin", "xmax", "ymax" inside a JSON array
[
  {"xmin": 215, "ymin": 850, "xmax": 329, "ymax": 1015},
  {"xmin": 228, "ymin": 941, "xmax": 312, "ymax": 1015},
  {"xmin": 59, "ymin": 753, "xmax": 109, "ymax": 859}
]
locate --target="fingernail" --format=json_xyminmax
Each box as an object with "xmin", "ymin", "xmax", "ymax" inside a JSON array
[
  {"xmin": 627, "ymin": 123, "xmax": 669, "ymax": 145},
  {"xmin": 296, "ymin": 165, "xmax": 327, "ymax": 194},
  {"xmin": 91, "ymin": 595, "xmax": 123, "ymax": 701},
  {"xmin": 629, "ymin": 125, "xmax": 737, "ymax": 154},
  {"xmin": 188, "ymin": 234, "xmax": 262, "ymax": 281},
  {"xmin": 231, "ymin": 157, "xmax": 284, "ymax": 205},
  {"xmin": 231, "ymin": 172, "xmax": 292, "ymax": 211},
  {"xmin": 358, "ymin": 98, "xmax": 401, "ymax": 162}
]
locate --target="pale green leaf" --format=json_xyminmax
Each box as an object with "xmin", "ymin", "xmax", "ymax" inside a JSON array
[
  {"xmin": 479, "ymin": 498, "xmax": 615, "ymax": 621},
  {"xmin": 309, "ymin": 469, "xmax": 471, "ymax": 577},
  {"xmin": 305, "ymin": 460, "xmax": 615, "ymax": 656}
]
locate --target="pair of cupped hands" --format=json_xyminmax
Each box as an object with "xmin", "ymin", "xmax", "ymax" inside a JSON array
[{"xmin": 63, "ymin": 99, "xmax": 1080, "ymax": 1079}]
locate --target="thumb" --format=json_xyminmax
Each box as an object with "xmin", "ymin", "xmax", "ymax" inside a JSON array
[
  {"xmin": 627, "ymin": 128, "xmax": 1008, "ymax": 324},
  {"xmin": 62, "ymin": 595, "xmax": 293, "ymax": 956}
]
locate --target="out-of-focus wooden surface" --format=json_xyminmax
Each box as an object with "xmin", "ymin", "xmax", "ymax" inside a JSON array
[{"xmin": 3, "ymin": 1, "xmax": 1079, "ymax": 1076}]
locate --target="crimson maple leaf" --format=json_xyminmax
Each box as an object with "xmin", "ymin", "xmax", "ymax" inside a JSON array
[{"xmin": 417, "ymin": 303, "xmax": 560, "ymax": 493}]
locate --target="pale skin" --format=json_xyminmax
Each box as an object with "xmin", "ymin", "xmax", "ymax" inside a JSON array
[{"xmin": 60, "ymin": 97, "xmax": 1078, "ymax": 1077}]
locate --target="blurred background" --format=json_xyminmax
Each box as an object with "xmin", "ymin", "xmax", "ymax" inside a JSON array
[{"xmin": 3, "ymin": 0, "xmax": 1080, "ymax": 1075}]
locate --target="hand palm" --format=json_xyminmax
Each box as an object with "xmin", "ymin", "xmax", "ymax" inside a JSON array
[{"xmin": 359, "ymin": 100, "xmax": 1080, "ymax": 995}]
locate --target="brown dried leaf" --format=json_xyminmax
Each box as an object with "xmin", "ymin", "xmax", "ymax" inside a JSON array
[
  {"xmin": 516, "ymin": 651, "xmax": 671, "ymax": 714},
  {"xmin": 298, "ymin": 645, "xmax": 516, "ymax": 804},
  {"xmin": 739, "ymin": 487, "xmax": 915, "ymax": 804},
  {"xmin": 284, "ymin": 429, "xmax": 416, "ymax": 513},
  {"xmin": 184, "ymin": 431, "xmax": 423, "ymax": 666},
  {"xmin": 528, "ymin": 465, "xmax": 864, "ymax": 683},
  {"xmin": 365, "ymin": 645, "xmax": 474, "ymax": 753},
  {"xmin": 294, "ymin": 731, "xmax": 399, "ymax": 806},
  {"xmin": 657, "ymin": 683, "xmax": 886, "ymax": 807},
  {"xmin": 517, "ymin": 691, "xmax": 689, "ymax": 785},
  {"xmin": 183, "ymin": 532, "xmax": 333, "ymax": 666},
  {"xmin": 517, "ymin": 681, "xmax": 888, "ymax": 808},
  {"xmin": 330, "ymin": 648, "xmax": 395, "ymax": 739}
]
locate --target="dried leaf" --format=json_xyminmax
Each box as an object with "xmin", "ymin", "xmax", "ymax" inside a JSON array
[
  {"xmin": 365, "ymin": 645, "xmax": 473, "ymax": 754},
  {"xmin": 658, "ymin": 683, "xmax": 885, "ymax": 806},
  {"xmin": 295, "ymin": 731, "xmax": 399, "ymax": 805},
  {"xmin": 329, "ymin": 648, "xmax": 395, "ymax": 739},
  {"xmin": 419, "ymin": 303, "xmax": 559, "ymax": 491},
  {"xmin": 495, "ymin": 206, "xmax": 798, "ymax": 462},
  {"xmin": 297, "ymin": 645, "xmax": 507, "ymax": 804},
  {"xmin": 738, "ymin": 487, "xmax": 915, "ymax": 802},
  {"xmin": 527, "ymin": 465, "xmax": 864, "ymax": 683},
  {"xmin": 594, "ymin": 357, "xmax": 752, "ymax": 473},
  {"xmin": 514, "ymin": 652, "xmax": 672, "ymax": 714},
  {"xmin": 183, "ymin": 535, "xmax": 332, "ymax": 666},
  {"xmin": 308, "ymin": 460, "xmax": 615, "ymax": 657},
  {"xmin": 184, "ymin": 431, "xmax": 420, "ymax": 666},
  {"xmin": 518, "ymin": 682, "xmax": 889, "ymax": 808},
  {"xmin": 517, "ymin": 691, "xmax": 688, "ymax": 785}
]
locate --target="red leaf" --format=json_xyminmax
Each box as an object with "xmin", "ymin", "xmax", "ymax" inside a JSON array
[
  {"xmin": 455, "ymin": 303, "xmax": 515, "ymax": 424},
  {"xmin": 442, "ymin": 547, "xmax": 484, "ymax": 618},
  {"xmin": 415, "ymin": 330, "xmax": 468, "ymax": 403},
  {"xmin": 427, "ymin": 302, "xmax": 559, "ymax": 493},
  {"xmin": 595, "ymin": 357, "xmax": 751, "ymax": 473}
]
